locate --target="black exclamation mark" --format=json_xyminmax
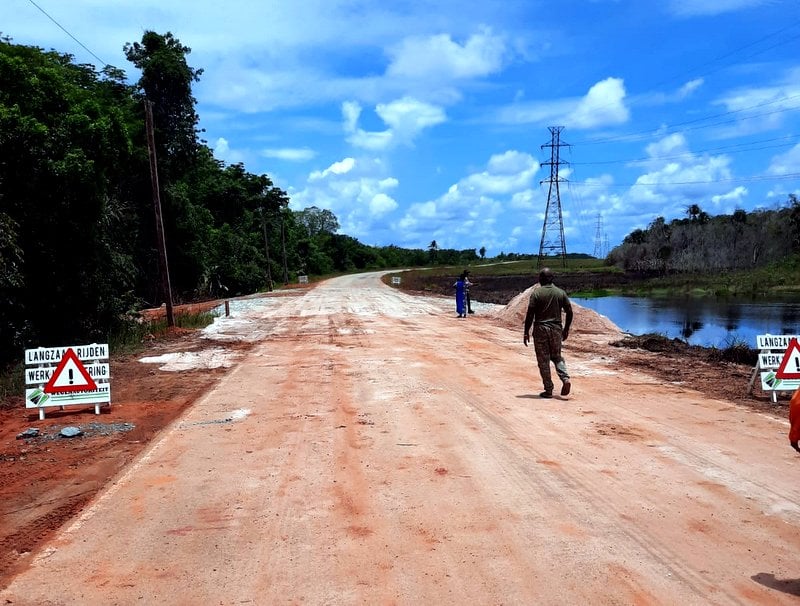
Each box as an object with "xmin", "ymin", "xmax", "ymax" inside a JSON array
[{"xmin": 68, "ymin": 369, "xmax": 74, "ymax": 385}]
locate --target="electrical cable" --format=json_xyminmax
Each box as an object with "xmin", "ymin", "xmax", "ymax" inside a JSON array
[{"xmin": 25, "ymin": 0, "xmax": 107, "ymax": 66}]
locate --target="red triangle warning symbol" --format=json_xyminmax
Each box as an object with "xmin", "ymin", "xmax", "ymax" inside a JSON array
[
  {"xmin": 776, "ymin": 338, "xmax": 800, "ymax": 380},
  {"xmin": 44, "ymin": 348, "xmax": 98, "ymax": 394}
]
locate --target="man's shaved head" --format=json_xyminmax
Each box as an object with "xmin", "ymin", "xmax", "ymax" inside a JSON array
[{"xmin": 539, "ymin": 267, "xmax": 554, "ymax": 284}]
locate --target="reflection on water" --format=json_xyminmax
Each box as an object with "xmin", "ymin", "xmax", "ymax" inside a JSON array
[{"xmin": 572, "ymin": 295, "xmax": 800, "ymax": 347}]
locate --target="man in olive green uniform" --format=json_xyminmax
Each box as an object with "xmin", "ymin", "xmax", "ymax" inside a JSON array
[{"xmin": 523, "ymin": 267, "xmax": 573, "ymax": 398}]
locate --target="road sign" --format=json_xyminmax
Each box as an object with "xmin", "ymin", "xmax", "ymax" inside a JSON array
[
  {"xmin": 776, "ymin": 338, "xmax": 800, "ymax": 380},
  {"xmin": 24, "ymin": 342, "xmax": 110, "ymax": 419},
  {"xmin": 44, "ymin": 348, "xmax": 97, "ymax": 393}
]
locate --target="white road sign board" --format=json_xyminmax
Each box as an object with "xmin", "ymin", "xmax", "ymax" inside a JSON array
[{"xmin": 24, "ymin": 343, "xmax": 111, "ymax": 419}]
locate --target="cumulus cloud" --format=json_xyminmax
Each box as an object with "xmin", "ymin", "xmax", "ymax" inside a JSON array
[
  {"xmin": 387, "ymin": 27, "xmax": 508, "ymax": 80},
  {"xmin": 309, "ymin": 157, "xmax": 356, "ymax": 181},
  {"xmin": 711, "ymin": 186, "xmax": 748, "ymax": 206},
  {"xmin": 496, "ymin": 78, "xmax": 630, "ymax": 130},
  {"xmin": 625, "ymin": 133, "xmax": 739, "ymax": 216},
  {"xmin": 394, "ymin": 150, "xmax": 540, "ymax": 251},
  {"xmin": 343, "ymin": 97, "xmax": 446, "ymax": 151},
  {"xmin": 568, "ymin": 78, "xmax": 629, "ymax": 129},
  {"xmin": 291, "ymin": 156, "xmax": 398, "ymax": 242}
]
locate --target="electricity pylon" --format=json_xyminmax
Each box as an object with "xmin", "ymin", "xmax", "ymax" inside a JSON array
[
  {"xmin": 593, "ymin": 213, "xmax": 604, "ymax": 259},
  {"xmin": 538, "ymin": 126, "xmax": 569, "ymax": 269}
]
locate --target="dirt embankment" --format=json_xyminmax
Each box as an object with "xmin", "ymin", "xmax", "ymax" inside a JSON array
[{"xmin": 395, "ymin": 270, "xmax": 647, "ymax": 305}]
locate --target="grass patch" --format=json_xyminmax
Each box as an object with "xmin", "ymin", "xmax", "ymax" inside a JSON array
[
  {"xmin": 571, "ymin": 288, "xmax": 615, "ymax": 298},
  {"xmin": 110, "ymin": 310, "xmax": 219, "ymax": 355}
]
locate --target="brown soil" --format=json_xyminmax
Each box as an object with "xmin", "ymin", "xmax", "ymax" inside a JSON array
[
  {"xmin": 0, "ymin": 277, "xmax": 784, "ymax": 591},
  {"xmin": 0, "ymin": 308, "xmax": 257, "ymax": 586}
]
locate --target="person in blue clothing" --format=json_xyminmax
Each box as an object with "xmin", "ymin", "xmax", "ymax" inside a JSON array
[
  {"xmin": 454, "ymin": 275, "xmax": 467, "ymax": 318},
  {"xmin": 462, "ymin": 270, "xmax": 474, "ymax": 314}
]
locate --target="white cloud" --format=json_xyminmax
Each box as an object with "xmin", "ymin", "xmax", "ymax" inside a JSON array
[
  {"xmin": 711, "ymin": 186, "xmax": 748, "ymax": 206},
  {"xmin": 343, "ymin": 97, "xmax": 446, "ymax": 151},
  {"xmin": 291, "ymin": 156, "xmax": 398, "ymax": 241},
  {"xmin": 387, "ymin": 27, "xmax": 508, "ymax": 80},
  {"xmin": 496, "ymin": 78, "xmax": 630, "ymax": 130},
  {"xmin": 261, "ymin": 148, "xmax": 316, "ymax": 161},
  {"xmin": 668, "ymin": 0, "xmax": 775, "ymax": 17},
  {"xmin": 568, "ymin": 78, "xmax": 629, "ymax": 129},
  {"xmin": 342, "ymin": 101, "xmax": 361, "ymax": 133},
  {"xmin": 309, "ymin": 157, "xmax": 356, "ymax": 181},
  {"xmin": 767, "ymin": 143, "xmax": 800, "ymax": 175},
  {"xmin": 711, "ymin": 72, "xmax": 800, "ymax": 137},
  {"xmin": 212, "ymin": 137, "xmax": 246, "ymax": 164},
  {"xmin": 677, "ymin": 78, "xmax": 704, "ymax": 99},
  {"xmin": 394, "ymin": 150, "xmax": 539, "ymax": 250}
]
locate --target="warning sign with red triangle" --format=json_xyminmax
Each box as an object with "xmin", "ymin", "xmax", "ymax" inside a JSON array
[
  {"xmin": 775, "ymin": 338, "xmax": 800, "ymax": 379},
  {"xmin": 44, "ymin": 348, "xmax": 98, "ymax": 394}
]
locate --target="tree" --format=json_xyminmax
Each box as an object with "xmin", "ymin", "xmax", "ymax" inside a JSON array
[
  {"xmin": 685, "ymin": 204, "xmax": 702, "ymax": 222},
  {"xmin": 295, "ymin": 206, "xmax": 339, "ymax": 238},
  {"xmin": 124, "ymin": 31, "xmax": 202, "ymax": 171},
  {"xmin": 428, "ymin": 240, "xmax": 439, "ymax": 263},
  {"xmin": 479, "ymin": 246, "xmax": 486, "ymax": 259},
  {"xmin": 0, "ymin": 40, "xmax": 140, "ymax": 362}
]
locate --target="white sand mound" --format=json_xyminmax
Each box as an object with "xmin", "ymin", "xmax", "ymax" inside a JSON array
[{"xmin": 489, "ymin": 284, "xmax": 624, "ymax": 343}]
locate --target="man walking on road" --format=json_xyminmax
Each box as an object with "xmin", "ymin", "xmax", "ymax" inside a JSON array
[{"xmin": 523, "ymin": 267, "xmax": 573, "ymax": 398}]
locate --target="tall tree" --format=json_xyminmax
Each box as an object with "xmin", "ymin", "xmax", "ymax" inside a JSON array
[{"xmin": 124, "ymin": 31, "xmax": 202, "ymax": 173}]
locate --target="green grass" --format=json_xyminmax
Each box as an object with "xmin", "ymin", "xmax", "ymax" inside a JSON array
[{"xmin": 109, "ymin": 310, "xmax": 218, "ymax": 355}]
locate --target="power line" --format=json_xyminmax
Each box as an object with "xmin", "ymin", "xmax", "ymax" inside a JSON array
[
  {"xmin": 571, "ymin": 172, "xmax": 800, "ymax": 188},
  {"xmin": 571, "ymin": 93, "xmax": 800, "ymax": 146},
  {"xmin": 26, "ymin": 0, "xmax": 107, "ymax": 66},
  {"xmin": 570, "ymin": 134, "xmax": 800, "ymax": 166}
]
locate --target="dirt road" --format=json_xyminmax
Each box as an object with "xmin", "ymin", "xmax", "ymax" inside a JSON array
[{"xmin": 2, "ymin": 272, "xmax": 799, "ymax": 605}]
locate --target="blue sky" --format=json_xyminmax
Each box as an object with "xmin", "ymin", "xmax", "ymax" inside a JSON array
[{"xmin": 3, "ymin": 0, "xmax": 800, "ymax": 256}]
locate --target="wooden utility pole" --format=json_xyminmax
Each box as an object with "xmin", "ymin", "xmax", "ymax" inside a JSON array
[
  {"xmin": 144, "ymin": 100, "xmax": 175, "ymax": 327},
  {"xmin": 260, "ymin": 207, "xmax": 274, "ymax": 292},
  {"xmin": 281, "ymin": 211, "xmax": 289, "ymax": 284}
]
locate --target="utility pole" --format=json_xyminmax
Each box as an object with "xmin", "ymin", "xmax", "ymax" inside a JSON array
[
  {"xmin": 280, "ymin": 211, "xmax": 289, "ymax": 284},
  {"xmin": 260, "ymin": 207, "xmax": 274, "ymax": 292},
  {"xmin": 144, "ymin": 100, "xmax": 175, "ymax": 327},
  {"xmin": 538, "ymin": 126, "xmax": 569, "ymax": 270},
  {"xmin": 593, "ymin": 212, "xmax": 604, "ymax": 259}
]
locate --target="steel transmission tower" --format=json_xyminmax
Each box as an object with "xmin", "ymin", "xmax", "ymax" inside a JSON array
[
  {"xmin": 538, "ymin": 126, "xmax": 570, "ymax": 269},
  {"xmin": 593, "ymin": 213, "xmax": 604, "ymax": 259}
]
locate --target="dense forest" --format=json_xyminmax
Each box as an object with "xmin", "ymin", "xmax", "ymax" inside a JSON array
[
  {"xmin": 0, "ymin": 33, "xmax": 481, "ymax": 367},
  {"xmin": 607, "ymin": 199, "xmax": 800, "ymax": 273}
]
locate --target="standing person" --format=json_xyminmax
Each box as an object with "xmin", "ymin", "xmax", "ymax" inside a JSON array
[
  {"xmin": 790, "ymin": 387, "xmax": 800, "ymax": 453},
  {"xmin": 461, "ymin": 270, "xmax": 475, "ymax": 314},
  {"xmin": 523, "ymin": 267, "xmax": 573, "ymax": 398},
  {"xmin": 453, "ymin": 274, "xmax": 466, "ymax": 318}
]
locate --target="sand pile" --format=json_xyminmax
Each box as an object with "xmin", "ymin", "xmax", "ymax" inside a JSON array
[{"xmin": 489, "ymin": 284, "xmax": 624, "ymax": 343}]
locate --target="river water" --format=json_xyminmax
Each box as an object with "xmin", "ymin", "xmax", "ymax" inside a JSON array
[{"xmin": 572, "ymin": 295, "xmax": 800, "ymax": 348}]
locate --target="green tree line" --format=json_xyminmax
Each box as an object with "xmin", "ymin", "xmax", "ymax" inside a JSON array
[
  {"xmin": 0, "ymin": 33, "xmax": 480, "ymax": 367},
  {"xmin": 607, "ymin": 197, "xmax": 800, "ymax": 274}
]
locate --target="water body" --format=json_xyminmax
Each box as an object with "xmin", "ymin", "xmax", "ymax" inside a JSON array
[{"xmin": 572, "ymin": 295, "xmax": 800, "ymax": 348}]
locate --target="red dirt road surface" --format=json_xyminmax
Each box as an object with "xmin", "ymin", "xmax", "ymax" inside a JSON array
[{"xmin": 2, "ymin": 272, "xmax": 799, "ymax": 604}]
